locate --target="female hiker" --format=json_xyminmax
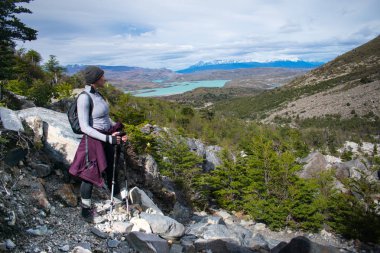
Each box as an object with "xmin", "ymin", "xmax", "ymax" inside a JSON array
[{"xmin": 69, "ymin": 66, "xmax": 128, "ymax": 223}]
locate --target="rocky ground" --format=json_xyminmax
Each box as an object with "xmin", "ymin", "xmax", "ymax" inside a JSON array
[
  {"xmin": 1, "ymin": 105, "xmax": 380, "ymax": 253},
  {"xmin": 1, "ymin": 142, "xmax": 380, "ymax": 253}
]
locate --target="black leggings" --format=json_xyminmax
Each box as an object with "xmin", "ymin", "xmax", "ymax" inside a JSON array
[{"xmin": 80, "ymin": 142, "xmax": 120, "ymax": 199}]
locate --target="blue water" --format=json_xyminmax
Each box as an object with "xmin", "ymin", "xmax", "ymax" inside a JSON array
[{"xmin": 131, "ymin": 80, "xmax": 229, "ymax": 97}]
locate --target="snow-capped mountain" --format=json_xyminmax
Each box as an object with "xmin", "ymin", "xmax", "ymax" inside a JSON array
[{"xmin": 177, "ymin": 60, "xmax": 324, "ymax": 74}]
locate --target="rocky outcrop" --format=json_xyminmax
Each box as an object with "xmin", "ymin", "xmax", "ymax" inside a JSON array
[
  {"xmin": 17, "ymin": 107, "xmax": 81, "ymax": 165},
  {"xmin": 298, "ymin": 147, "xmax": 378, "ymax": 184},
  {"xmin": 298, "ymin": 152, "xmax": 328, "ymax": 178},
  {"xmin": 187, "ymin": 138, "xmax": 222, "ymax": 171}
]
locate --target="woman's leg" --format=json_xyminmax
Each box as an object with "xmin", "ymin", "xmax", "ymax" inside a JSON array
[{"xmin": 80, "ymin": 180, "xmax": 93, "ymax": 207}]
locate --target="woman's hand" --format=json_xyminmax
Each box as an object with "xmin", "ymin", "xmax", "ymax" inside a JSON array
[
  {"xmin": 111, "ymin": 132, "xmax": 121, "ymax": 145},
  {"xmin": 111, "ymin": 131, "xmax": 128, "ymax": 144}
]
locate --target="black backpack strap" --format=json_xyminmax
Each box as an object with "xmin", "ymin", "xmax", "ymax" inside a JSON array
[
  {"xmin": 79, "ymin": 91, "xmax": 93, "ymax": 167},
  {"xmin": 79, "ymin": 91, "xmax": 94, "ymax": 118}
]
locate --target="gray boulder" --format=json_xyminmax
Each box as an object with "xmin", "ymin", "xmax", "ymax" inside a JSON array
[
  {"xmin": 201, "ymin": 224, "xmax": 242, "ymax": 245},
  {"xmin": 0, "ymin": 107, "xmax": 24, "ymax": 132},
  {"xmin": 298, "ymin": 152, "xmax": 328, "ymax": 178},
  {"xmin": 226, "ymin": 224, "xmax": 253, "ymax": 247},
  {"xmin": 201, "ymin": 215, "xmax": 226, "ymax": 225},
  {"xmin": 277, "ymin": 236, "xmax": 340, "ymax": 253},
  {"xmin": 17, "ymin": 107, "xmax": 81, "ymax": 165},
  {"xmin": 29, "ymin": 162, "xmax": 51, "ymax": 178},
  {"xmin": 143, "ymin": 154, "xmax": 159, "ymax": 186},
  {"xmin": 335, "ymin": 159, "xmax": 374, "ymax": 180},
  {"xmin": 187, "ymin": 138, "xmax": 221, "ymax": 171},
  {"xmin": 194, "ymin": 239, "xmax": 256, "ymax": 253},
  {"xmin": 204, "ymin": 145, "xmax": 222, "ymax": 171},
  {"xmin": 140, "ymin": 212, "xmax": 185, "ymax": 239},
  {"xmin": 170, "ymin": 202, "xmax": 192, "ymax": 223},
  {"xmin": 129, "ymin": 187, "xmax": 164, "ymax": 215},
  {"xmin": 247, "ymin": 233, "xmax": 269, "ymax": 250},
  {"xmin": 126, "ymin": 231, "xmax": 170, "ymax": 253}
]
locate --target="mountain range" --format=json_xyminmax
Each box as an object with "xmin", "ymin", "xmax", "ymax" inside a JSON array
[
  {"xmin": 176, "ymin": 60, "xmax": 324, "ymax": 73},
  {"xmin": 65, "ymin": 60, "xmax": 320, "ymax": 91}
]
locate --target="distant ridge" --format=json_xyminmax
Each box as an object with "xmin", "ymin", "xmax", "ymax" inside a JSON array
[
  {"xmin": 177, "ymin": 60, "xmax": 324, "ymax": 74},
  {"xmin": 65, "ymin": 64, "xmax": 140, "ymax": 75}
]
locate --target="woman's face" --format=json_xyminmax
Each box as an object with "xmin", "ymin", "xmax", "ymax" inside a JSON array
[{"xmin": 93, "ymin": 75, "xmax": 106, "ymax": 88}]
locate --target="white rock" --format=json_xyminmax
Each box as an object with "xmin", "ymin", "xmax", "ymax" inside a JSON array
[
  {"xmin": 5, "ymin": 239, "xmax": 16, "ymax": 250},
  {"xmin": 130, "ymin": 217, "xmax": 152, "ymax": 233},
  {"xmin": 324, "ymin": 155, "xmax": 341, "ymax": 164},
  {"xmin": 254, "ymin": 223, "xmax": 266, "ymax": 231},
  {"xmin": 320, "ymin": 229, "xmax": 332, "ymax": 238},
  {"xmin": 112, "ymin": 221, "xmax": 133, "ymax": 234},
  {"xmin": 215, "ymin": 210, "xmax": 231, "ymax": 220}
]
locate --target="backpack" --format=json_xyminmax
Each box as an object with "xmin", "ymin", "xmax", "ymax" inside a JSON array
[{"xmin": 67, "ymin": 91, "xmax": 93, "ymax": 134}]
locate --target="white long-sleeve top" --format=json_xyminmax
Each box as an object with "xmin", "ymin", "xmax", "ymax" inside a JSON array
[{"xmin": 77, "ymin": 85, "xmax": 115, "ymax": 142}]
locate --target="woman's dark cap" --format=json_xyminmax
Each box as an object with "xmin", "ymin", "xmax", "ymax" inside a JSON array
[{"xmin": 84, "ymin": 66, "xmax": 104, "ymax": 85}]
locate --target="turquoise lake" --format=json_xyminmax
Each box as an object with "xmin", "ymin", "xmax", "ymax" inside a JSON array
[{"xmin": 130, "ymin": 80, "xmax": 229, "ymax": 97}]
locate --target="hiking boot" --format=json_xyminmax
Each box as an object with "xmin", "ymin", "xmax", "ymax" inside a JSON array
[{"xmin": 81, "ymin": 204, "xmax": 105, "ymax": 224}]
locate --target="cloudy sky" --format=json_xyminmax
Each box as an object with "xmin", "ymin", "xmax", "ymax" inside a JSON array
[{"xmin": 18, "ymin": 0, "xmax": 380, "ymax": 70}]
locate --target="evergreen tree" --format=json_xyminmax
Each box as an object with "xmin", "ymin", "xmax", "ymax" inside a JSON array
[
  {"xmin": 43, "ymin": 55, "xmax": 65, "ymax": 85},
  {"xmin": 0, "ymin": 0, "xmax": 37, "ymax": 99}
]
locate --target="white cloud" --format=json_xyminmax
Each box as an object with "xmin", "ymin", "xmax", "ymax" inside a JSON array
[{"xmin": 18, "ymin": 0, "xmax": 380, "ymax": 70}]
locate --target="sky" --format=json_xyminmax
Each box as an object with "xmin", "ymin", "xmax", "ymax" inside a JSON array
[{"xmin": 18, "ymin": 0, "xmax": 380, "ymax": 70}]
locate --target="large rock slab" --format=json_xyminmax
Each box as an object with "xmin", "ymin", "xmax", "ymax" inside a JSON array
[
  {"xmin": 140, "ymin": 212, "xmax": 185, "ymax": 239},
  {"xmin": 126, "ymin": 231, "xmax": 169, "ymax": 253},
  {"xmin": 17, "ymin": 107, "xmax": 81, "ymax": 164}
]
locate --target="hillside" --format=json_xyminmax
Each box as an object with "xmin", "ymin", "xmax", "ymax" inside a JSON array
[
  {"xmin": 160, "ymin": 87, "xmax": 263, "ymax": 107},
  {"xmin": 212, "ymin": 35, "xmax": 380, "ymax": 122},
  {"xmin": 264, "ymin": 35, "xmax": 380, "ymax": 121}
]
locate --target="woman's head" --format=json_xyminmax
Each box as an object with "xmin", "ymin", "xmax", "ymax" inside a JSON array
[{"xmin": 84, "ymin": 66, "xmax": 105, "ymax": 87}]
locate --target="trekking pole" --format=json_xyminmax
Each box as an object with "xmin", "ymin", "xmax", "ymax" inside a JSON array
[
  {"xmin": 122, "ymin": 142, "xmax": 130, "ymax": 220},
  {"xmin": 109, "ymin": 144, "xmax": 118, "ymax": 224}
]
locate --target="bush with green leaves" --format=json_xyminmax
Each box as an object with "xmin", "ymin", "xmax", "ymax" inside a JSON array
[
  {"xmin": 53, "ymin": 82, "xmax": 73, "ymax": 100},
  {"xmin": 27, "ymin": 79, "xmax": 53, "ymax": 106},
  {"xmin": 5, "ymin": 79, "xmax": 29, "ymax": 96}
]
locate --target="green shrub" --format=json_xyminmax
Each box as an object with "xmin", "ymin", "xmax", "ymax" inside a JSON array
[
  {"xmin": 54, "ymin": 82, "xmax": 73, "ymax": 99},
  {"xmin": 27, "ymin": 79, "xmax": 53, "ymax": 106},
  {"xmin": 5, "ymin": 80, "xmax": 29, "ymax": 96}
]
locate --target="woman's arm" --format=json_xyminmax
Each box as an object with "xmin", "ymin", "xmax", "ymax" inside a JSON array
[{"xmin": 77, "ymin": 93, "xmax": 116, "ymax": 144}]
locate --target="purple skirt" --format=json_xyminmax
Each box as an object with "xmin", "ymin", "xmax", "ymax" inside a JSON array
[{"xmin": 69, "ymin": 123, "xmax": 122, "ymax": 187}]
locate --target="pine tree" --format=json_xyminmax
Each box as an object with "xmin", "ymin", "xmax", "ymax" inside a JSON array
[{"xmin": 0, "ymin": 0, "xmax": 37, "ymax": 98}]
